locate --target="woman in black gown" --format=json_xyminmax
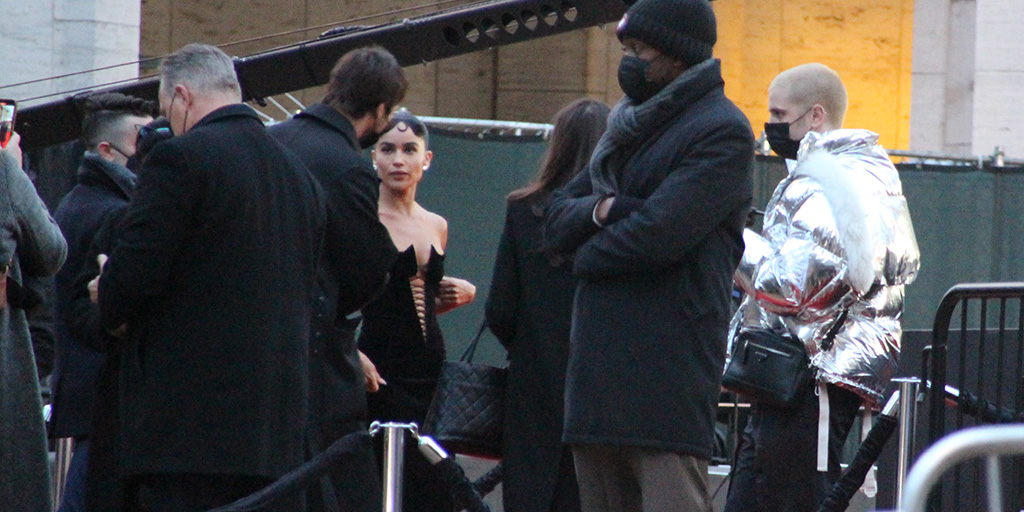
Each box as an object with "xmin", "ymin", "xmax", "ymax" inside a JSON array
[
  {"xmin": 485, "ymin": 98, "xmax": 609, "ymax": 512},
  {"xmin": 359, "ymin": 109, "xmax": 476, "ymax": 512}
]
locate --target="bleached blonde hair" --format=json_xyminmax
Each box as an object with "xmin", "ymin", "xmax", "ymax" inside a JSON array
[{"xmin": 770, "ymin": 63, "xmax": 847, "ymax": 130}]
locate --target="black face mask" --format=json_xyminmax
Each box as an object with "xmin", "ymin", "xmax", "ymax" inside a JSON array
[
  {"xmin": 124, "ymin": 152, "xmax": 143, "ymax": 173},
  {"xmin": 764, "ymin": 107, "xmax": 813, "ymax": 160},
  {"xmin": 617, "ymin": 55, "xmax": 664, "ymax": 104},
  {"xmin": 763, "ymin": 122, "xmax": 800, "ymax": 160},
  {"xmin": 359, "ymin": 130, "xmax": 382, "ymax": 150}
]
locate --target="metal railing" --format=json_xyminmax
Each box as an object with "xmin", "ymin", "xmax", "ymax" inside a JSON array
[{"xmin": 900, "ymin": 425, "xmax": 1024, "ymax": 512}]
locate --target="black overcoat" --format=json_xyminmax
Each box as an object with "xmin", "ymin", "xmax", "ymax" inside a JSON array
[
  {"xmin": 51, "ymin": 154, "xmax": 135, "ymax": 439},
  {"xmin": 485, "ymin": 194, "xmax": 580, "ymax": 512},
  {"xmin": 268, "ymin": 103, "xmax": 396, "ymax": 441},
  {"xmin": 544, "ymin": 61, "xmax": 754, "ymax": 458},
  {"xmin": 98, "ymin": 105, "xmax": 327, "ymax": 478}
]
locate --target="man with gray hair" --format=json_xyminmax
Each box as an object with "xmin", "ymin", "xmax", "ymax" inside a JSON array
[{"xmin": 97, "ymin": 43, "xmax": 327, "ymax": 511}]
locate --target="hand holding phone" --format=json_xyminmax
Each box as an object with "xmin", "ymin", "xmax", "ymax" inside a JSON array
[{"xmin": 0, "ymin": 99, "xmax": 17, "ymax": 150}]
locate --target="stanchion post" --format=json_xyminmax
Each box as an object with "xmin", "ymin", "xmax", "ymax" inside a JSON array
[
  {"xmin": 382, "ymin": 424, "xmax": 406, "ymax": 512},
  {"xmin": 52, "ymin": 437, "xmax": 74, "ymax": 511},
  {"xmin": 893, "ymin": 377, "xmax": 920, "ymax": 506}
]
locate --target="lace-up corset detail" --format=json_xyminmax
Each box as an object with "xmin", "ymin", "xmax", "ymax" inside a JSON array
[
  {"xmin": 409, "ymin": 277, "xmax": 428, "ymax": 338},
  {"xmin": 390, "ymin": 245, "xmax": 445, "ymax": 342}
]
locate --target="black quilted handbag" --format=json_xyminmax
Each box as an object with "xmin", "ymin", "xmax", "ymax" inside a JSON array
[{"xmin": 422, "ymin": 323, "xmax": 506, "ymax": 459}]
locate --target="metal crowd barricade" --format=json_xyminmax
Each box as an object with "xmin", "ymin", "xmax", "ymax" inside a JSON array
[
  {"xmin": 900, "ymin": 424, "xmax": 1024, "ymax": 512},
  {"xmin": 920, "ymin": 282, "xmax": 1024, "ymax": 511}
]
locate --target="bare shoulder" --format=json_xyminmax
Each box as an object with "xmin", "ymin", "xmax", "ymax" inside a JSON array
[
  {"xmin": 425, "ymin": 210, "xmax": 448, "ymax": 233},
  {"xmin": 418, "ymin": 207, "xmax": 448, "ymax": 250}
]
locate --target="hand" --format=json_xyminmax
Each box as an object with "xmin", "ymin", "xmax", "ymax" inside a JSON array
[
  {"xmin": 2, "ymin": 132, "xmax": 23, "ymax": 168},
  {"xmin": 359, "ymin": 350, "xmax": 386, "ymax": 392},
  {"xmin": 87, "ymin": 254, "xmax": 108, "ymax": 304},
  {"xmin": 438, "ymin": 276, "xmax": 476, "ymax": 313},
  {"xmin": 595, "ymin": 196, "xmax": 615, "ymax": 224},
  {"xmin": 108, "ymin": 323, "xmax": 128, "ymax": 339}
]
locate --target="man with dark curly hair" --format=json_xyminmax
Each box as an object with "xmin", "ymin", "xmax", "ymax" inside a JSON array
[{"xmin": 269, "ymin": 45, "xmax": 405, "ymax": 512}]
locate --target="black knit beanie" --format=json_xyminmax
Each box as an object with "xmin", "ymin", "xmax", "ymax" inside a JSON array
[{"xmin": 616, "ymin": 0, "xmax": 717, "ymax": 66}]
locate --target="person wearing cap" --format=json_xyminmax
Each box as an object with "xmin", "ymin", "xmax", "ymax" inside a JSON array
[
  {"xmin": 543, "ymin": 0, "xmax": 754, "ymax": 509},
  {"xmin": 724, "ymin": 63, "xmax": 920, "ymax": 512}
]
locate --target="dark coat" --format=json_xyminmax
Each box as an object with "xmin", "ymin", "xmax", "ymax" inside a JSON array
[
  {"xmin": 544, "ymin": 61, "xmax": 754, "ymax": 458},
  {"xmin": 268, "ymin": 103, "xmax": 396, "ymax": 441},
  {"xmin": 51, "ymin": 154, "xmax": 135, "ymax": 439},
  {"xmin": 98, "ymin": 104, "xmax": 327, "ymax": 478},
  {"xmin": 485, "ymin": 194, "xmax": 580, "ymax": 512},
  {"xmin": 72, "ymin": 207, "xmax": 130, "ymax": 511},
  {"xmin": 0, "ymin": 151, "xmax": 67, "ymax": 512}
]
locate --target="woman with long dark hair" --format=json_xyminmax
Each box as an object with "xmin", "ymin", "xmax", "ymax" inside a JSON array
[{"xmin": 485, "ymin": 98, "xmax": 610, "ymax": 512}]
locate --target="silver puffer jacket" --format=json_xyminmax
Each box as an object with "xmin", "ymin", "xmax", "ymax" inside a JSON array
[{"xmin": 730, "ymin": 129, "xmax": 920, "ymax": 405}]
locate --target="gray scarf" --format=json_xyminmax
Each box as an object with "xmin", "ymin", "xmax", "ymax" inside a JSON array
[{"xmin": 589, "ymin": 58, "xmax": 717, "ymax": 196}]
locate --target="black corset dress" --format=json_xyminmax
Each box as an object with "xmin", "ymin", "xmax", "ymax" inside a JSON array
[{"xmin": 359, "ymin": 245, "xmax": 447, "ymax": 424}]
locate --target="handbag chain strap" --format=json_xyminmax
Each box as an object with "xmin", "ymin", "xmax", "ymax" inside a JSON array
[
  {"xmin": 818, "ymin": 307, "xmax": 849, "ymax": 352},
  {"xmin": 818, "ymin": 282, "xmax": 884, "ymax": 352},
  {"xmin": 458, "ymin": 322, "xmax": 489, "ymax": 363}
]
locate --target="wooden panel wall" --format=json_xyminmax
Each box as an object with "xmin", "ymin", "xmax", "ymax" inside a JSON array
[{"xmin": 139, "ymin": 0, "xmax": 915, "ymax": 148}]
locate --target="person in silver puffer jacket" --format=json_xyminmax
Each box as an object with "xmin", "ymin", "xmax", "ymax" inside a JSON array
[{"xmin": 724, "ymin": 63, "xmax": 921, "ymax": 512}]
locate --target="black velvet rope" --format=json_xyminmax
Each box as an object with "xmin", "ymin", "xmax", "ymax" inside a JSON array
[
  {"xmin": 957, "ymin": 389, "xmax": 1024, "ymax": 424},
  {"xmin": 205, "ymin": 428, "xmax": 500, "ymax": 512},
  {"xmin": 817, "ymin": 414, "xmax": 898, "ymax": 512},
  {"xmin": 209, "ymin": 431, "xmax": 367, "ymax": 512}
]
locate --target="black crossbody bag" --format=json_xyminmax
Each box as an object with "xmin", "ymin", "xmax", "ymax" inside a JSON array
[{"xmin": 722, "ymin": 308, "xmax": 849, "ymax": 408}]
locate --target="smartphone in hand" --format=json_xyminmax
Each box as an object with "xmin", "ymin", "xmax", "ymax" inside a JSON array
[{"xmin": 0, "ymin": 99, "xmax": 16, "ymax": 149}]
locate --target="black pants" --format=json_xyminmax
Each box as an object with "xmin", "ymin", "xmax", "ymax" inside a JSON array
[
  {"xmin": 306, "ymin": 426, "xmax": 381, "ymax": 512},
  {"xmin": 724, "ymin": 383, "xmax": 862, "ymax": 512},
  {"xmin": 130, "ymin": 473, "xmax": 290, "ymax": 512}
]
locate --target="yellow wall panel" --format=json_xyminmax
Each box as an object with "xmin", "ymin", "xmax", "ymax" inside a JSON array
[{"xmin": 714, "ymin": 0, "xmax": 914, "ymax": 150}]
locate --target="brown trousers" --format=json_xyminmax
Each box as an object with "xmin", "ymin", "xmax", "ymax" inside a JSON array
[{"xmin": 572, "ymin": 444, "xmax": 711, "ymax": 512}]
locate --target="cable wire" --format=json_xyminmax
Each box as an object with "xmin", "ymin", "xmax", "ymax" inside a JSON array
[{"xmin": 1, "ymin": 0, "xmax": 475, "ymax": 98}]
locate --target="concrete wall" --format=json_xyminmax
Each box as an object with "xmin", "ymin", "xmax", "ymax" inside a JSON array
[
  {"xmin": 911, "ymin": 0, "xmax": 1024, "ymax": 159},
  {"xmin": 0, "ymin": 0, "xmax": 141, "ymax": 107}
]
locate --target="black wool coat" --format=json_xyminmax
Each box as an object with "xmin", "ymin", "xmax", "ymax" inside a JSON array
[
  {"xmin": 485, "ymin": 194, "xmax": 580, "ymax": 512},
  {"xmin": 545, "ymin": 61, "xmax": 755, "ymax": 458},
  {"xmin": 73, "ymin": 207, "xmax": 128, "ymax": 512},
  {"xmin": 51, "ymin": 154, "xmax": 135, "ymax": 439},
  {"xmin": 98, "ymin": 105, "xmax": 327, "ymax": 478},
  {"xmin": 268, "ymin": 104, "xmax": 397, "ymax": 444}
]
